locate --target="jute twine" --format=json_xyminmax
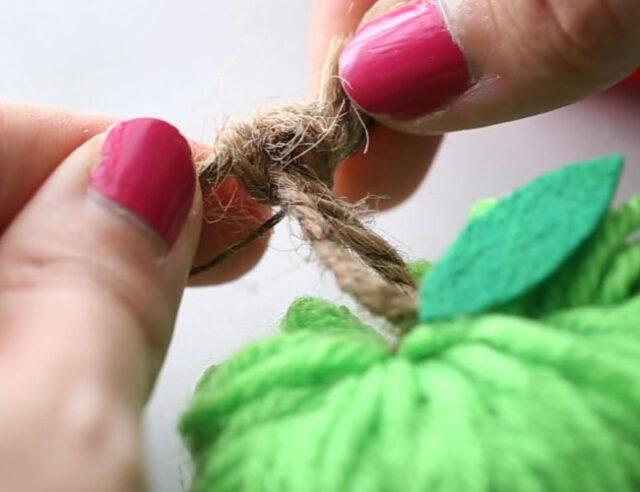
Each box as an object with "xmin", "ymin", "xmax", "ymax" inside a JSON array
[{"xmin": 193, "ymin": 40, "xmax": 418, "ymax": 328}]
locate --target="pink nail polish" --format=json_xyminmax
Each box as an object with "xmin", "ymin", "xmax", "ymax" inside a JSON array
[
  {"xmin": 623, "ymin": 68, "xmax": 640, "ymax": 87},
  {"xmin": 339, "ymin": 1, "xmax": 470, "ymax": 120},
  {"xmin": 90, "ymin": 118, "xmax": 195, "ymax": 247}
]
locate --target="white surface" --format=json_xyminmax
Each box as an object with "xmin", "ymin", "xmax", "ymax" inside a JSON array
[{"xmin": 2, "ymin": 2, "xmax": 639, "ymax": 491}]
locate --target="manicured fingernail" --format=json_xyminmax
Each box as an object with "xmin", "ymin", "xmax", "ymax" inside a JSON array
[
  {"xmin": 623, "ymin": 68, "xmax": 640, "ymax": 87},
  {"xmin": 339, "ymin": 1, "xmax": 470, "ymax": 120},
  {"xmin": 90, "ymin": 118, "xmax": 195, "ymax": 247}
]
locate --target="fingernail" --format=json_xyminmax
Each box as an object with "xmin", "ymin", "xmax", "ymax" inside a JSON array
[
  {"xmin": 90, "ymin": 118, "xmax": 195, "ymax": 247},
  {"xmin": 339, "ymin": 1, "xmax": 470, "ymax": 120}
]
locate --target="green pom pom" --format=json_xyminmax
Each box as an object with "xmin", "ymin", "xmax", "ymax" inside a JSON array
[
  {"xmin": 282, "ymin": 297, "xmax": 375, "ymax": 336},
  {"xmin": 180, "ymin": 156, "xmax": 640, "ymax": 492},
  {"xmin": 181, "ymin": 299, "xmax": 640, "ymax": 492},
  {"xmin": 468, "ymin": 198, "xmax": 499, "ymax": 220},
  {"xmin": 407, "ymin": 260, "xmax": 432, "ymax": 282},
  {"xmin": 421, "ymin": 155, "xmax": 624, "ymax": 321}
]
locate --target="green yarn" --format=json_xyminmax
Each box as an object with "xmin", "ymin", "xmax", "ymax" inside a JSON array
[
  {"xmin": 421, "ymin": 155, "xmax": 623, "ymax": 321},
  {"xmin": 407, "ymin": 260, "xmax": 432, "ymax": 282},
  {"xmin": 281, "ymin": 297, "xmax": 377, "ymax": 337},
  {"xmin": 181, "ymin": 157, "xmax": 640, "ymax": 492}
]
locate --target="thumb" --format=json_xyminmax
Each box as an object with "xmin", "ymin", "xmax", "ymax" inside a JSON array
[
  {"xmin": 339, "ymin": 0, "xmax": 640, "ymax": 134},
  {"xmin": 0, "ymin": 118, "xmax": 199, "ymax": 491}
]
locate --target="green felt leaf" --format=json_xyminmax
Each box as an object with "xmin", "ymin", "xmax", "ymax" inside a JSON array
[{"xmin": 420, "ymin": 154, "xmax": 624, "ymax": 322}]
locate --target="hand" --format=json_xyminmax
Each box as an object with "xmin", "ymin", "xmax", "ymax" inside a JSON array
[
  {"xmin": 0, "ymin": 101, "xmax": 274, "ymax": 287},
  {"xmin": 310, "ymin": 0, "xmax": 640, "ymax": 207},
  {"xmin": 0, "ymin": 106, "xmax": 276, "ymax": 491}
]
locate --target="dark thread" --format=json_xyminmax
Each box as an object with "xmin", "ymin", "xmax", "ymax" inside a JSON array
[{"xmin": 190, "ymin": 210, "xmax": 286, "ymax": 277}]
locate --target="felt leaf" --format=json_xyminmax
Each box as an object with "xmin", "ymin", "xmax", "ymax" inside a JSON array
[{"xmin": 420, "ymin": 154, "xmax": 624, "ymax": 322}]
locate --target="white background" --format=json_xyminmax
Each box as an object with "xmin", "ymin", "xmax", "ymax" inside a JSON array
[{"xmin": 1, "ymin": 1, "xmax": 639, "ymax": 491}]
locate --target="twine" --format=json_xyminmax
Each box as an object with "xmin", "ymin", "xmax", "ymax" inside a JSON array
[{"xmin": 193, "ymin": 39, "xmax": 417, "ymax": 327}]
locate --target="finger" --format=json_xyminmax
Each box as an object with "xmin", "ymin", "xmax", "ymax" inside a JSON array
[
  {"xmin": 0, "ymin": 100, "xmax": 269, "ymax": 284},
  {"xmin": 339, "ymin": 0, "xmax": 640, "ymax": 134},
  {"xmin": 190, "ymin": 178, "xmax": 272, "ymax": 286},
  {"xmin": 310, "ymin": 0, "xmax": 440, "ymax": 210},
  {"xmin": 309, "ymin": 0, "xmax": 377, "ymax": 91},
  {"xmin": 0, "ymin": 118, "xmax": 198, "ymax": 491},
  {"xmin": 333, "ymin": 124, "xmax": 440, "ymax": 207},
  {"xmin": 0, "ymin": 100, "xmax": 115, "ymax": 231}
]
